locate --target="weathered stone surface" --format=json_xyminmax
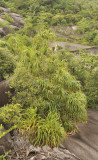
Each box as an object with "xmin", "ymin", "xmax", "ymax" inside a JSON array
[
  {"xmin": 0, "ymin": 7, "xmax": 24, "ymax": 36},
  {"xmin": 42, "ymin": 146, "xmax": 51, "ymax": 153},
  {"xmin": 7, "ymin": 132, "xmax": 79, "ymax": 160},
  {"xmin": 53, "ymin": 41, "xmax": 92, "ymax": 51},
  {"xmin": 25, "ymin": 145, "xmax": 78, "ymax": 160},
  {"xmin": 9, "ymin": 24, "xmax": 18, "ymax": 30},
  {"xmin": 9, "ymin": 13, "xmax": 24, "ymax": 27},
  {"xmin": 0, "ymin": 126, "xmax": 13, "ymax": 155},
  {"xmin": 0, "ymin": 18, "xmax": 6, "ymax": 23},
  {"xmin": 26, "ymin": 145, "xmax": 41, "ymax": 157},
  {"xmin": 64, "ymin": 109, "xmax": 98, "ymax": 160},
  {"xmin": 0, "ymin": 7, "xmax": 10, "ymax": 13}
]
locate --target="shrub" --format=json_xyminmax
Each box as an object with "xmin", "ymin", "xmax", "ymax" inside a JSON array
[
  {"xmin": 83, "ymin": 30, "xmax": 98, "ymax": 45},
  {"xmin": 0, "ymin": 0, "xmax": 6, "ymax": 7},
  {"xmin": 85, "ymin": 68, "xmax": 98, "ymax": 108},
  {"xmin": 1, "ymin": 30, "xmax": 87, "ymax": 147},
  {"xmin": 0, "ymin": 47, "xmax": 15, "ymax": 81},
  {"xmin": 9, "ymin": 31, "xmax": 87, "ymax": 128},
  {"xmin": 59, "ymin": 51, "xmax": 98, "ymax": 108},
  {"xmin": 0, "ymin": 104, "xmax": 65, "ymax": 147},
  {"xmin": 30, "ymin": 112, "xmax": 65, "ymax": 147},
  {"xmin": 77, "ymin": 18, "xmax": 92, "ymax": 34},
  {"xmin": 51, "ymin": 14, "xmax": 67, "ymax": 26}
]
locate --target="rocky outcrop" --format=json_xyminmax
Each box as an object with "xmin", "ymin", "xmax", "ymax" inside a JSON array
[
  {"xmin": 0, "ymin": 7, "xmax": 10, "ymax": 13},
  {"xmin": 53, "ymin": 41, "xmax": 92, "ymax": 51},
  {"xmin": 64, "ymin": 109, "xmax": 98, "ymax": 160},
  {"xmin": 0, "ymin": 7, "xmax": 24, "ymax": 37},
  {"xmin": 51, "ymin": 41, "xmax": 98, "ymax": 54},
  {"xmin": 0, "ymin": 125, "xmax": 13, "ymax": 156},
  {"xmin": 7, "ymin": 133, "xmax": 79, "ymax": 160},
  {"xmin": 9, "ymin": 13, "xmax": 24, "ymax": 28},
  {"xmin": 25, "ymin": 145, "xmax": 79, "ymax": 160}
]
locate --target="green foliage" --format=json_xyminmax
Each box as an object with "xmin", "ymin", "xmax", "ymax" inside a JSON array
[
  {"xmin": 1, "ymin": 0, "xmax": 98, "ymax": 46},
  {"xmin": 59, "ymin": 51, "xmax": 98, "ymax": 108},
  {"xmin": 0, "ymin": 150, "xmax": 11, "ymax": 160},
  {"xmin": 77, "ymin": 18, "xmax": 92, "ymax": 34},
  {"xmin": 84, "ymin": 30, "xmax": 98, "ymax": 45},
  {"xmin": 0, "ymin": 124, "xmax": 16, "ymax": 139},
  {"xmin": 0, "ymin": 124, "xmax": 14, "ymax": 159},
  {"xmin": 6, "ymin": 34, "xmax": 32, "ymax": 55},
  {"xmin": 7, "ymin": 31, "xmax": 87, "ymax": 144},
  {"xmin": 0, "ymin": 47, "xmax": 15, "ymax": 81},
  {"xmin": 30, "ymin": 112, "xmax": 65, "ymax": 147},
  {"xmin": 0, "ymin": 104, "xmax": 22, "ymax": 124},
  {"xmin": 0, "ymin": 21, "xmax": 9, "ymax": 28},
  {"xmin": 1, "ymin": 0, "xmax": 97, "ymax": 148},
  {"xmin": 85, "ymin": 68, "xmax": 98, "ymax": 108},
  {"xmin": 51, "ymin": 14, "xmax": 67, "ymax": 26},
  {"xmin": 0, "ymin": 104, "xmax": 65, "ymax": 147},
  {"xmin": 0, "ymin": 0, "xmax": 6, "ymax": 7}
]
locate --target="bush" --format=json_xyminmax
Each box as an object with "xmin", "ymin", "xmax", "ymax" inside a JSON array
[
  {"xmin": 30, "ymin": 112, "xmax": 65, "ymax": 147},
  {"xmin": 0, "ymin": 104, "xmax": 65, "ymax": 147},
  {"xmin": 59, "ymin": 51, "xmax": 98, "ymax": 108},
  {"xmin": 51, "ymin": 14, "xmax": 67, "ymax": 26},
  {"xmin": 83, "ymin": 30, "xmax": 98, "ymax": 45},
  {"xmin": 9, "ymin": 31, "xmax": 87, "ymax": 128},
  {"xmin": 77, "ymin": 18, "xmax": 92, "ymax": 34},
  {"xmin": 0, "ymin": 30, "xmax": 87, "ymax": 147},
  {"xmin": 0, "ymin": 0, "xmax": 6, "ymax": 7},
  {"xmin": 85, "ymin": 68, "xmax": 98, "ymax": 108},
  {"xmin": 0, "ymin": 47, "xmax": 15, "ymax": 81}
]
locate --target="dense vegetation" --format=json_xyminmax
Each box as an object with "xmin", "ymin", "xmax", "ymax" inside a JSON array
[
  {"xmin": 0, "ymin": 0, "xmax": 98, "ymax": 149},
  {"xmin": 1, "ymin": 0, "xmax": 98, "ymax": 45}
]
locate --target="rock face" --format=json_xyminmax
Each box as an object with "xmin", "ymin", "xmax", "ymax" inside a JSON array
[
  {"xmin": 0, "ymin": 7, "xmax": 24, "ymax": 37},
  {"xmin": 7, "ymin": 132, "xmax": 79, "ymax": 160},
  {"xmin": 64, "ymin": 109, "xmax": 98, "ymax": 160},
  {"xmin": 51, "ymin": 41, "xmax": 98, "ymax": 54},
  {"xmin": 0, "ymin": 125, "xmax": 13, "ymax": 156},
  {"xmin": 25, "ymin": 145, "xmax": 79, "ymax": 160},
  {"xmin": 9, "ymin": 13, "xmax": 24, "ymax": 28},
  {"xmin": 53, "ymin": 41, "xmax": 92, "ymax": 51}
]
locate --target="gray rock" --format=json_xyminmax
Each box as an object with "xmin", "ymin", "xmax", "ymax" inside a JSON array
[
  {"xmin": 29, "ymin": 145, "xmax": 41, "ymax": 153},
  {"xmin": 59, "ymin": 144, "xmax": 66, "ymax": 149},
  {"xmin": 63, "ymin": 109, "xmax": 98, "ymax": 160},
  {"xmin": 50, "ymin": 149, "xmax": 71, "ymax": 159},
  {"xmin": 0, "ymin": 7, "xmax": 10, "ymax": 13},
  {"xmin": 0, "ymin": 126, "xmax": 13, "ymax": 155},
  {"xmin": 26, "ymin": 145, "xmax": 41, "ymax": 157},
  {"xmin": 0, "ymin": 7, "xmax": 24, "ymax": 37},
  {"xmin": 30, "ymin": 156, "xmax": 37, "ymax": 160},
  {"xmin": 0, "ymin": 146, "xmax": 5, "ymax": 155},
  {"xmin": 0, "ymin": 18, "xmax": 6, "ymax": 23},
  {"xmin": 9, "ymin": 25, "xmax": 18, "ymax": 30},
  {"xmin": 42, "ymin": 145, "xmax": 51, "ymax": 153},
  {"xmin": 41, "ymin": 155, "xmax": 47, "ymax": 160},
  {"xmin": 9, "ymin": 13, "xmax": 24, "ymax": 28}
]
